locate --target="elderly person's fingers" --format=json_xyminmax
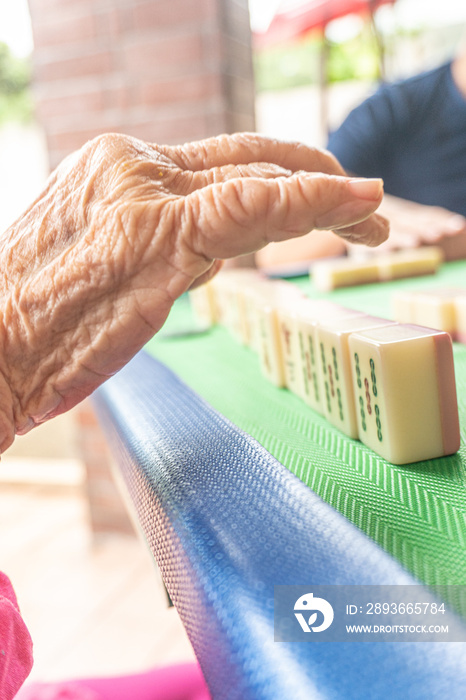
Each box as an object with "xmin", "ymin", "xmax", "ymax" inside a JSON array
[
  {"xmin": 434, "ymin": 213, "xmax": 466, "ymax": 236},
  {"xmin": 172, "ymin": 162, "xmax": 294, "ymax": 194},
  {"xmin": 331, "ymin": 212, "xmax": 390, "ymax": 247},
  {"xmin": 0, "ymin": 132, "xmax": 389, "ymax": 452},
  {"xmin": 164, "ymin": 132, "xmax": 345, "ymax": 176},
  {"xmin": 181, "ymin": 172, "xmax": 388, "ymax": 261},
  {"xmin": 409, "ymin": 210, "xmax": 466, "ymax": 243},
  {"xmin": 380, "ymin": 195, "xmax": 466, "ymax": 241}
]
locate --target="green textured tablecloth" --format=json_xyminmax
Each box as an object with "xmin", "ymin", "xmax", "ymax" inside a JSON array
[{"xmin": 146, "ymin": 260, "xmax": 466, "ymax": 599}]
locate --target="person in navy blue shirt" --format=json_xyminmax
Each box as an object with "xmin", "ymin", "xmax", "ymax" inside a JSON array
[
  {"xmin": 324, "ymin": 42, "xmax": 466, "ymax": 256},
  {"xmin": 256, "ymin": 42, "xmax": 466, "ymax": 272},
  {"xmin": 327, "ymin": 60, "xmax": 466, "ymax": 216}
]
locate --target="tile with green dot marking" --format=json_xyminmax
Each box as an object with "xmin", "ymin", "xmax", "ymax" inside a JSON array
[
  {"xmin": 316, "ymin": 315, "xmax": 396, "ymax": 439},
  {"xmin": 348, "ymin": 324, "xmax": 460, "ymax": 464},
  {"xmin": 294, "ymin": 300, "xmax": 361, "ymax": 415}
]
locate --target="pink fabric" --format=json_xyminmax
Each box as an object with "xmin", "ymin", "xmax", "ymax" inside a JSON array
[
  {"xmin": 0, "ymin": 571, "xmax": 33, "ymax": 699},
  {"xmin": 0, "ymin": 569, "xmax": 209, "ymax": 700},
  {"xmin": 16, "ymin": 683, "xmax": 100, "ymax": 700},
  {"xmin": 16, "ymin": 664, "xmax": 211, "ymax": 700}
]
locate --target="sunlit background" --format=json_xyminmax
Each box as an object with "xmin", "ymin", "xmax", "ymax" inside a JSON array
[{"xmin": 1, "ymin": 0, "xmax": 466, "ymax": 233}]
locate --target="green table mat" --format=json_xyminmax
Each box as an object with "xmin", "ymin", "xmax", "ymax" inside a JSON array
[{"xmin": 146, "ymin": 260, "xmax": 466, "ymax": 594}]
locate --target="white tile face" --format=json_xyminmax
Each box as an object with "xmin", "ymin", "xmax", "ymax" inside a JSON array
[
  {"xmin": 312, "ymin": 258, "xmax": 379, "ymax": 291},
  {"xmin": 312, "ymin": 247, "xmax": 443, "ymax": 292},
  {"xmin": 413, "ymin": 293, "xmax": 457, "ymax": 334},
  {"xmin": 376, "ymin": 246, "xmax": 443, "ymax": 281},
  {"xmin": 391, "ymin": 288, "xmax": 466, "ymax": 338},
  {"xmin": 188, "ymin": 283, "xmax": 216, "ymax": 326},
  {"xmin": 348, "ymin": 324, "xmax": 460, "ymax": 464},
  {"xmin": 391, "ymin": 291, "xmax": 418, "ymax": 323},
  {"xmin": 318, "ymin": 327, "xmax": 359, "ymax": 437},
  {"xmin": 297, "ymin": 322, "xmax": 323, "ymax": 412},
  {"xmin": 277, "ymin": 310, "xmax": 303, "ymax": 397},
  {"xmin": 351, "ymin": 342, "xmax": 389, "ymax": 457},
  {"xmin": 256, "ymin": 305, "xmax": 285, "ymax": 387},
  {"xmin": 295, "ymin": 301, "xmax": 360, "ymax": 414},
  {"xmin": 253, "ymin": 283, "xmax": 306, "ymax": 388},
  {"xmin": 316, "ymin": 316, "xmax": 394, "ymax": 439}
]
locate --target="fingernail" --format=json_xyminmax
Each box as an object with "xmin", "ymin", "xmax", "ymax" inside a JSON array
[
  {"xmin": 347, "ymin": 178, "xmax": 383, "ymax": 200},
  {"xmin": 445, "ymin": 214, "xmax": 466, "ymax": 234}
]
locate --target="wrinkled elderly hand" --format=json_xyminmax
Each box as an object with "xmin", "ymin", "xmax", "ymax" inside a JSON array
[
  {"xmin": 0, "ymin": 132, "xmax": 388, "ymax": 451},
  {"xmin": 372, "ymin": 194, "xmax": 466, "ymax": 260}
]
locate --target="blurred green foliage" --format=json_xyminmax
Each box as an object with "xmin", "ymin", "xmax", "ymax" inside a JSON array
[
  {"xmin": 254, "ymin": 26, "xmax": 384, "ymax": 92},
  {"xmin": 0, "ymin": 42, "xmax": 32, "ymax": 123}
]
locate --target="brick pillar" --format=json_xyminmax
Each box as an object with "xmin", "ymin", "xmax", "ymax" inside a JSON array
[
  {"xmin": 26, "ymin": 0, "xmax": 256, "ymax": 534},
  {"xmin": 75, "ymin": 399, "xmax": 136, "ymax": 537},
  {"xmin": 27, "ymin": 0, "xmax": 256, "ymax": 170}
]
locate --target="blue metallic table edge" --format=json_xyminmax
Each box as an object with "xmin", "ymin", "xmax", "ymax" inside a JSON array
[{"xmin": 93, "ymin": 350, "xmax": 466, "ymax": 700}]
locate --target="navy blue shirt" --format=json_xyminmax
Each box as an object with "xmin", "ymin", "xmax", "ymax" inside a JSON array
[{"xmin": 327, "ymin": 62, "xmax": 466, "ymax": 216}]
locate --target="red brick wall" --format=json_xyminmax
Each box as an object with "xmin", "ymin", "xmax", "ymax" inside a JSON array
[
  {"xmin": 27, "ymin": 0, "xmax": 256, "ymax": 169},
  {"xmin": 26, "ymin": 1, "xmax": 255, "ymax": 533},
  {"xmin": 75, "ymin": 400, "xmax": 136, "ymax": 537}
]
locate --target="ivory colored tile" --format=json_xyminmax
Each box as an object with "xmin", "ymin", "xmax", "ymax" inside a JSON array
[
  {"xmin": 316, "ymin": 315, "xmax": 395, "ymax": 438},
  {"xmin": 241, "ymin": 285, "xmax": 265, "ymax": 349},
  {"xmin": 391, "ymin": 290, "xmax": 419, "ymax": 324},
  {"xmin": 254, "ymin": 282, "xmax": 305, "ymax": 387},
  {"xmin": 231, "ymin": 270, "xmax": 269, "ymax": 345},
  {"xmin": 209, "ymin": 269, "xmax": 265, "ymax": 342},
  {"xmin": 276, "ymin": 305, "xmax": 303, "ymax": 397},
  {"xmin": 275, "ymin": 294, "xmax": 325, "ymax": 397},
  {"xmin": 376, "ymin": 246, "xmax": 443, "ymax": 281},
  {"xmin": 412, "ymin": 288, "xmax": 466, "ymax": 338},
  {"xmin": 312, "ymin": 247, "xmax": 443, "ymax": 292},
  {"xmin": 312, "ymin": 257, "xmax": 380, "ymax": 292},
  {"xmin": 256, "ymin": 301, "xmax": 286, "ymax": 387},
  {"xmin": 454, "ymin": 296, "xmax": 466, "ymax": 343},
  {"xmin": 295, "ymin": 300, "xmax": 362, "ymax": 413},
  {"xmin": 392, "ymin": 288, "xmax": 466, "ymax": 337},
  {"xmin": 349, "ymin": 324, "xmax": 460, "ymax": 464},
  {"xmin": 188, "ymin": 282, "xmax": 217, "ymax": 327}
]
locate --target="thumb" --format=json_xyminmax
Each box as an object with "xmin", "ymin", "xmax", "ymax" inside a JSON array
[{"xmin": 188, "ymin": 259, "xmax": 224, "ymax": 290}]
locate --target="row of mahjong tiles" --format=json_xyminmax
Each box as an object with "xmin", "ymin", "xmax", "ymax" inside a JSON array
[
  {"xmin": 146, "ymin": 259, "xmax": 466, "ymax": 616},
  {"xmin": 311, "ymin": 246, "xmax": 444, "ymax": 292},
  {"xmin": 187, "ymin": 268, "xmax": 460, "ymax": 465}
]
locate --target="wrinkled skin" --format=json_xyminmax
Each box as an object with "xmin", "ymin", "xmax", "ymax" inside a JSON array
[
  {"xmin": 365, "ymin": 193, "xmax": 466, "ymax": 255},
  {"xmin": 0, "ymin": 132, "xmax": 388, "ymax": 452}
]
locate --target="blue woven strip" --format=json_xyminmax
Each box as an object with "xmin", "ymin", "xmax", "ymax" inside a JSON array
[{"xmin": 94, "ymin": 351, "xmax": 466, "ymax": 700}]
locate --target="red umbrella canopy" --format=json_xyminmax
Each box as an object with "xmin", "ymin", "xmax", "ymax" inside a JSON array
[{"xmin": 254, "ymin": 0, "xmax": 396, "ymax": 48}]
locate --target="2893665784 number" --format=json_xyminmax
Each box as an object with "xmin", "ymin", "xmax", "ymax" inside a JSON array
[{"xmin": 366, "ymin": 602, "xmax": 446, "ymax": 615}]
